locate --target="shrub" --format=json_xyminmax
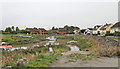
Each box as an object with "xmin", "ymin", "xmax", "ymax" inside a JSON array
[
  {"xmin": 74, "ymin": 37, "xmax": 93, "ymax": 50},
  {"xmin": 114, "ymin": 31, "xmax": 120, "ymax": 36},
  {"xmin": 2, "ymin": 32, "xmax": 11, "ymax": 34},
  {"xmin": 105, "ymin": 33, "xmax": 114, "ymax": 36},
  {"xmin": 26, "ymin": 54, "xmax": 61, "ymax": 67}
]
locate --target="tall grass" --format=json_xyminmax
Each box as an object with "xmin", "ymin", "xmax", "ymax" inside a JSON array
[
  {"xmin": 74, "ymin": 36, "xmax": 93, "ymax": 50},
  {"xmin": 2, "ymin": 45, "xmax": 70, "ymax": 67},
  {"xmin": 26, "ymin": 54, "xmax": 62, "ymax": 67}
]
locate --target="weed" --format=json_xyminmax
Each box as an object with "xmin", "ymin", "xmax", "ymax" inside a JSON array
[
  {"xmin": 68, "ymin": 60, "xmax": 76, "ymax": 62},
  {"xmin": 67, "ymin": 53, "xmax": 92, "ymax": 61}
]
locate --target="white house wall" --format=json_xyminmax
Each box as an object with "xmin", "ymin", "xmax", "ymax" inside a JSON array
[{"xmin": 110, "ymin": 28, "xmax": 120, "ymax": 33}]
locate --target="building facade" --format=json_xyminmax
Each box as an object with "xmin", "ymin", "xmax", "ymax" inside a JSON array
[
  {"xmin": 84, "ymin": 28, "xmax": 93, "ymax": 35},
  {"xmin": 92, "ymin": 25, "xmax": 103, "ymax": 35},
  {"xmin": 100, "ymin": 24, "xmax": 113, "ymax": 34},
  {"xmin": 38, "ymin": 28, "xmax": 48, "ymax": 34},
  {"xmin": 25, "ymin": 28, "xmax": 39, "ymax": 34},
  {"xmin": 110, "ymin": 22, "xmax": 120, "ymax": 33},
  {"xmin": 25, "ymin": 28, "xmax": 48, "ymax": 34},
  {"xmin": 58, "ymin": 28, "xmax": 67, "ymax": 34}
]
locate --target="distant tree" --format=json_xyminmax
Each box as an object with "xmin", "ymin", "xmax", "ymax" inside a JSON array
[
  {"xmin": 64, "ymin": 25, "xmax": 79, "ymax": 31},
  {"xmin": 5, "ymin": 27, "xmax": 12, "ymax": 32},
  {"xmin": 75, "ymin": 27, "xmax": 79, "ymax": 30},
  {"xmin": 64, "ymin": 25, "xmax": 80, "ymax": 34},
  {"xmin": 52, "ymin": 26, "xmax": 58, "ymax": 30},
  {"xmin": 69, "ymin": 31, "xmax": 74, "ymax": 34},
  {"xmin": 12, "ymin": 26, "xmax": 14, "ymax": 31},
  {"xmin": 64, "ymin": 25, "xmax": 69, "ymax": 28},
  {"xmin": 16, "ymin": 27, "xmax": 20, "ymax": 31},
  {"xmin": 20, "ymin": 30, "xmax": 30, "ymax": 34},
  {"xmin": 55, "ymin": 28, "xmax": 58, "ymax": 30},
  {"xmin": 33, "ymin": 27, "xmax": 37, "ymax": 30},
  {"xmin": 52, "ymin": 26, "xmax": 55, "ymax": 30},
  {"xmin": 48, "ymin": 30, "xmax": 52, "ymax": 34},
  {"xmin": 81, "ymin": 29, "xmax": 86, "ymax": 33}
]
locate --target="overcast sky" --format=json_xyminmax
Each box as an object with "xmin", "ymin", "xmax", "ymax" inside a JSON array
[{"xmin": 1, "ymin": 0, "xmax": 119, "ymax": 30}]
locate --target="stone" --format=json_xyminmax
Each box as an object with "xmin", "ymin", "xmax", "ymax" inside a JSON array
[{"xmin": 17, "ymin": 58, "xmax": 28, "ymax": 67}]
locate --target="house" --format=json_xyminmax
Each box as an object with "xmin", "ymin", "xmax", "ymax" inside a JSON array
[
  {"xmin": 110, "ymin": 22, "xmax": 120, "ymax": 33},
  {"xmin": 92, "ymin": 25, "xmax": 103, "ymax": 35},
  {"xmin": 51, "ymin": 30, "xmax": 59, "ymax": 34},
  {"xmin": 100, "ymin": 24, "xmax": 113, "ymax": 34},
  {"xmin": 26, "ymin": 28, "xmax": 48, "ymax": 34},
  {"xmin": 74, "ymin": 29, "xmax": 80, "ymax": 35},
  {"xmin": 38, "ymin": 28, "xmax": 48, "ymax": 34},
  {"xmin": 84, "ymin": 28, "xmax": 94, "ymax": 35},
  {"xmin": 25, "ymin": 28, "xmax": 39, "ymax": 34},
  {"xmin": 58, "ymin": 28, "xmax": 67, "ymax": 34},
  {"xmin": 84, "ymin": 25, "xmax": 103, "ymax": 35}
]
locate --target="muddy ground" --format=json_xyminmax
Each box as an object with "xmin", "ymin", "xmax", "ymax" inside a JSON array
[{"xmin": 49, "ymin": 51, "xmax": 118, "ymax": 67}]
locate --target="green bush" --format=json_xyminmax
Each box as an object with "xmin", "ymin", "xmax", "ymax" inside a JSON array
[
  {"xmin": 2, "ymin": 32, "xmax": 11, "ymax": 34},
  {"xmin": 105, "ymin": 33, "xmax": 114, "ymax": 36}
]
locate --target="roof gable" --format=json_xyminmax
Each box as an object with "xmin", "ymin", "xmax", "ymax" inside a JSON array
[
  {"xmin": 39, "ymin": 28, "xmax": 46, "ymax": 31},
  {"xmin": 100, "ymin": 24, "xmax": 112, "ymax": 30},
  {"xmin": 111, "ymin": 22, "xmax": 120, "ymax": 28},
  {"xmin": 26, "ymin": 28, "xmax": 38, "ymax": 31}
]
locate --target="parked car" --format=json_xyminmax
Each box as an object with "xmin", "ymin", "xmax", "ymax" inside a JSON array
[{"xmin": 0, "ymin": 42, "xmax": 12, "ymax": 50}]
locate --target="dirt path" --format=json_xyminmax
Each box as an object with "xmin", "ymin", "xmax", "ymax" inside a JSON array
[
  {"xmin": 49, "ymin": 51, "xmax": 118, "ymax": 67},
  {"xmin": 61, "ymin": 51, "xmax": 90, "ymax": 55}
]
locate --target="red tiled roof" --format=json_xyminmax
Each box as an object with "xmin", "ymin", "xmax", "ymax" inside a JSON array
[
  {"xmin": 39, "ymin": 28, "xmax": 46, "ymax": 31},
  {"xmin": 26, "ymin": 28, "xmax": 38, "ymax": 31}
]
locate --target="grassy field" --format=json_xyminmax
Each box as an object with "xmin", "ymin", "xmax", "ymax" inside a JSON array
[
  {"xmin": 2, "ymin": 34, "xmax": 48, "ymax": 47},
  {"xmin": 74, "ymin": 36, "xmax": 93, "ymax": 50},
  {"xmin": 2, "ymin": 34, "xmax": 94, "ymax": 67},
  {"xmin": 2, "ymin": 34, "xmax": 93, "ymax": 49},
  {"xmin": 56, "ymin": 35, "xmax": 74, "ymax": 45},
  {"xmin": 56, "ymin": 35, "xmax": 93, "ymax": 50},
  {"xmin": 2, "ymin": 34, "xmax": 119, "ymax": 67}
]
